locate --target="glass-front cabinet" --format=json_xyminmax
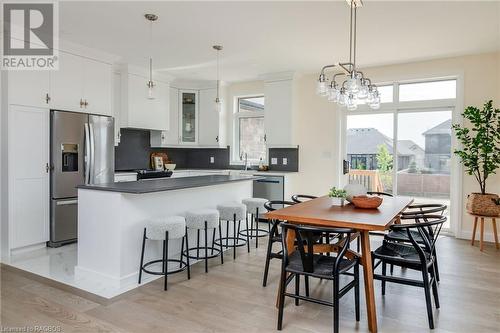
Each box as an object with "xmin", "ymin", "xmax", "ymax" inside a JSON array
[{"xmin": 179, "ymin": 90, "xmax": 198, "ymax": 144}]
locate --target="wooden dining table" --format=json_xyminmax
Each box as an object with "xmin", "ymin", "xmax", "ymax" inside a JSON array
[{"xmin": 265, "ymin": 195, "xmax": 414, "ymax": 333}]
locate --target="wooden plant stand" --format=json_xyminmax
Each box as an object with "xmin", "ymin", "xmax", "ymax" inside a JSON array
[{"xmin": 470, "ymin": 214, "xmax": 499, "ymax": 251}]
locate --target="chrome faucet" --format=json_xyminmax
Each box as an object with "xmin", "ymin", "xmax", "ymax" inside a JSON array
[{"xmin": 240, "ymin": 152, "xmax": 249, "ymax": 171}]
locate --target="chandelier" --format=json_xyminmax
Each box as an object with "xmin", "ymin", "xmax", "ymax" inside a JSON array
[{"xmin": 316, "ymin": 0, "xmax": 380, "ymax": 110}]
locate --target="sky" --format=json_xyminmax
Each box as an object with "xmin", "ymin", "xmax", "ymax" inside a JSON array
[{"xmin": 346, "ymin": 110, "xmax": 452, "ymax": 148}]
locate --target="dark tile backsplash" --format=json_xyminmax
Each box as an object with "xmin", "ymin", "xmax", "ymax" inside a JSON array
[
  {"xmin": 268, "ymin": 147, "xmax": 299, "ymax": 172},
  {"xmin": 115, "ymin": 129, "xmax": 299, "ymax": 172}
]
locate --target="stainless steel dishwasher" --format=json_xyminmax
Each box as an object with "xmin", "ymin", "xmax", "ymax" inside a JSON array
[{"xmin": 253, "ymin": 175, "xmax": 284, "ymax": 203}]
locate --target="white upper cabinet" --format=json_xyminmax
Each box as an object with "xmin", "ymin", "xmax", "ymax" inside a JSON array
[
  {"xmin": 120, "ymin": 69, "xmax": 169, "ymax": 131},
  {"xmin": 198, "ymin": 88, "xmax": 220, "ymax": 147},
  {"xmin": 179, "ymin": 90, "xmax": 198, "ymax": 144},
  {"xmin": 264, "ymin": 75, "xmax": 296, "ymax": 147},
  {"xmin": 8, "ymin": 70, "xmax": 50, "ymax": 108},
  {"xmin": 49, "ymin": 52, "xmax": 83, "ymax": 111},
  {"xmin": 82, "ymin": 58, "xmax": 112, "ymax": 116},
  {"xmin": 50, "ymin": 52, "xmax": 112, "ymax": 116}
]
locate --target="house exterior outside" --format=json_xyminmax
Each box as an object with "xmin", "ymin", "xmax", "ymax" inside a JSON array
[
  {"xmin": 422, "ymin": 119, "xmax": 452, "ymax": 174},
  {"xmin": 346, "ymin": 128, "xmax": 424, "ymax": 171}
]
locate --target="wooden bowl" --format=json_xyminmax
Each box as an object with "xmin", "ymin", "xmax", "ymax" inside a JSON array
[{"xmin": 351, "ymin": 195, "xmax": 383, "ymax": 209}]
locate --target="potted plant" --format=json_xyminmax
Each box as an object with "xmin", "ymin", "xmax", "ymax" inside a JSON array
[
  {"xmin": 329, "ymin": 187, "xmax": 347, "ymax": 206},
  {"xmin": 452, "ymin": 100, "xmax": 500, "ymax": 216}
]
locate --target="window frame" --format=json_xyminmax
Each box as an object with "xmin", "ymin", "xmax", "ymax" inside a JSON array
[{"xmin": 232, "ymin": 95, "xmax": 266, "ymax": 164}]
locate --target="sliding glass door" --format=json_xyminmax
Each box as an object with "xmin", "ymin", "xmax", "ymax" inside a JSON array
[{"xmin": 343, "ymin": 78, "xmax": 458, "ymax": 231}]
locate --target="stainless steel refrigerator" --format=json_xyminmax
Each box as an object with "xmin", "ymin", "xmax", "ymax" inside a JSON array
[{"xmin": 49, "ymin": 110, "xmax": 114, "ymax": 247}]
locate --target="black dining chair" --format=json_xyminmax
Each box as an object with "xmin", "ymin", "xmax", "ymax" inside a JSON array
[
  {"xmin": 277, "ymin": 223, "xmax": 360, "ymax": 333},
  {"xmin": 291, "ymin": 194, "xmax": 318, "ymax": 203},
  {"xmin": 262, "ymin": 200, "xmax": 297, "ymax": 288},
  {"xmin": 386, "ymin": 203, "xmax": 447, "ymax": 280},
  {"xmin": 366, "ymin": 191, "xmax": 393, "ymax": 197},
  {"xmin": 372, "ymin": 214, "xmax": 446, "ymax": 329}
]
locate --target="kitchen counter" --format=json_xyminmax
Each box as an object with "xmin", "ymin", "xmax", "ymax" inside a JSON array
[
  {"xmin": 78, "ymin": 174, "xmax": 258, "ymax": 194},
  {"xmin": 173, "ymin": 168, "xmax": 298, "ymax": 177}
]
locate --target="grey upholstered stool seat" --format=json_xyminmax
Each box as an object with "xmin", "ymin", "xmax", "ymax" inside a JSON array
[
  {"xmin": 215, "ymin": 202, "xmax": 249, "ymax": 260},
  {"xmin": 240, "ymin": 198, "xmax": 270, "ymax": 249},
  {"xmin": 186, "ymin": 209, "xmax": 219, "ymax": 229},
  {"xmin": 146, "ymin": 216, "xmax": 186, "ymax": 240},
  {"xmin": 184, "ymin": 209, "xmax": 223, "ymax": 273},
  {"xmin": 217, "ymin": 202, "xmax": 246, "ymax": 221},
  {"xmin": 139, "ymin": 216, "xmax": 190, "ymax": 291}
]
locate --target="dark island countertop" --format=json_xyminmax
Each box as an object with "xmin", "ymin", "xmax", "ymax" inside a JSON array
[{"xmin": 77, "ymin": 174, "xmax": 259, "ymax": 194}]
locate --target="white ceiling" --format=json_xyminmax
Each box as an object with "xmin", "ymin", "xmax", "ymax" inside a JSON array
[{"xmin": 60, "ymin": 1, "xmax": 500, "ymax": 82}]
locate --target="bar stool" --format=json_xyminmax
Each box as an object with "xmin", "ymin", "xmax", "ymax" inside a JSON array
[
  {"xmin": 184, "ymin": 209, "xmax": 223, "ymax": 273},
  {"xmin": 239, "ymin": 198, "xmax": 269, "ymax": 249},
  {"xmin": 215, "ymin": 202, "xmax": 248, "ymax": 260},
  {"xmin": 138, "ymin": 216, "xmax": 190, "ymax": 291}
]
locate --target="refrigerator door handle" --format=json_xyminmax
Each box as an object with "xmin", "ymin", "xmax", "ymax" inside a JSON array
[
  {"xmin": 89, "ymin": 122, "xmax": 96, "ymax": 183},
  {"xmin": 84, "ymin": 123, "xmax": 91, "ymax": 185}
]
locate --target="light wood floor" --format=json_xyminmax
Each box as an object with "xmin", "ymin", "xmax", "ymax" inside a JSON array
[{"xmin": 1, "ymin": 236, "xmax": 500, "ymax": 332}]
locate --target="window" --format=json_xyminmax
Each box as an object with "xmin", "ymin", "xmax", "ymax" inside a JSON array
[
  {"xmin": 377, "ymin": 85, "xmax": 394, "ymax": 103},
  {"xmin": 399, "ymin": 79, "xmax": 456, "ymax": 102},
  {"xmin": 234, "ymin": 96, "xmax": 266, "ymax": 163}
]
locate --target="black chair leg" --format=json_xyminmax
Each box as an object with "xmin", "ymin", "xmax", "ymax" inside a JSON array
[
  {"xmin": 138, "ymin": 228, "xmax": 146, "ymax": 284},
  {"xmin": 277, "ymin": 267, "xmax": 287, "ymax": 330},
  {"xmin": 245, "ymin": 216, "xmax": 250, "ymax": 253},
  {"xmin": 354, "ymin": 263, "xmax": 360, "ymax": 321},
  {"xmin": 164, "ymin": 231, "xmax": 169, "ymax": 291},
  {"xmin": 430, "ymin": 264, "xmax": 440, "ymax": 308},
  {"xmin": 263, "ymin": 221, "xmax": 276, "ymax": 287},
  {"xmin": 333, "ymin": 274, "xmax": 340, "ymax": 333},
  {"xmin": 433, "ymin": 248, "xmax": 441, "ymax": 282},
  {"xmin": 218, "ymin": 223, "xmax": 224, "ymax": 265},
  {"xmin": 421, "ymin": 267, "xmax": 435, "ymax": 329},
  {"xmin": 390, "ymin": 264, "xmax": 394, "ymax": 275},
  {"xmin": 304, "ymin": 275, "xmax": 310, "ymax": 297},
  {"xmin": 295, "ymin": 274, "xmax": 300, "ymax": 306},
  {"xmin": 381, "ymin": 261, "xmax": 387, "ymax": 295},
  {"xmin": 185, "ymin": 227, "xmax": 191, "ymax": 280},
  {"xmin": 204, "ymin": 221, "xmax": 208, "ymax": 273}
]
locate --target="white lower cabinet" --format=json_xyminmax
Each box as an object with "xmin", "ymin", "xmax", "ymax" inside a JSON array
[{"xmin": 8, "ymin": 105, "xmax": 50, "ymax": 250}]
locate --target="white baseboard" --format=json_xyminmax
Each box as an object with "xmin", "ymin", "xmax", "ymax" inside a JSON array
[
  {"xmin": 10, "ymin": 242, "xmax": 47, "ymax": 256},
  {"xmin": 458, "ymin": 230, "xmax": 497, "ymax": 243}
]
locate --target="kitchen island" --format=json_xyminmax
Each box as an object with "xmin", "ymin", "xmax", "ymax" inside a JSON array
[{"xmin": 76, "ymin": 174, "xmax": 257, "ymax": 290}]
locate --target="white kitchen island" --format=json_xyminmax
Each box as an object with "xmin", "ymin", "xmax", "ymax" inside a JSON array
[{"xmin": 76, "ymin": 174, "xmax": 256, "ymax": 291}]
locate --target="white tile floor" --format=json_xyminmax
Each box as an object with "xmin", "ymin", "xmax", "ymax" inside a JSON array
[{"xmin": 5, "ymin": 244, "xmax": 160, "ymax": 299}]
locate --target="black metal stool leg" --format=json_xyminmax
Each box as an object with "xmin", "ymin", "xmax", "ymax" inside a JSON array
[
  {"xmin": 204, "ymin": 221, "xmax": 208, "ymax": 273},
  {"xmin": 226, "ymin": 219, "xmax": 229, "ymax": 248},
  {"xmin": 245, "ymin": 216, "xmax": 251, "ymax": 253},
  {"xmin": 162, "ymin": 240, "xmax": 166, "ymax": 275},
  {"xmin": 211, "ymin": 227, "xmax": 216, "ymax": 255},
  {"xmin": 180, "ymin": 235, "xmax": 185, "ymax": 269},
  {"xmin": 138, "ymin": 228, "xmax": 146, "ymax": 284},
  {"xmin": 233, "ymin": 214, "xmax": 237, "ymax": 260},
  {"xmin": 164, "ymin": 231, "xmax": 169, "ymax": 291},
  {"xmin": 219, "ymin": 222, "xmax": 224, "ymax": 265},
  {"xmin": 255, "ymin": 208, "xmax": 259, "ymax": 248},
  {"xmin": 185, "ymin": 227, "xmax": 191, "ymax": 280},
  {"xmin": 196, "ymin": 229, "xmax": 200, "ymax": 258}
]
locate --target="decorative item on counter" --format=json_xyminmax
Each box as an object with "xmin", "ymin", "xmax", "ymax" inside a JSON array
[
  {"xmin": 328, "ymin": 187, "xmax": 347, "ymax": 206},
  {"xmin": 258, "ymin": 158, "xmax": 269, "ymax": 171},
  {"xmin": 153, "ymin": 156, "xmax": 164, "ymax": 171},
  {"xmin": 150, "ymin": 152, "xmax": 171, "ymax": 170},
  {"xmin": 453, "ymin": 100, "xmax": 500, "ymax": 216},
  {"xmin": 164, "ymin": 163, "xmax": 176, "ymax": 171},
  {"xmin": 343, "ymin": 183, "xmax": 367, "ymax": 202},
  {"xmin": 351, "ymin": 195, "xmax": 383, "ymax": 209}
]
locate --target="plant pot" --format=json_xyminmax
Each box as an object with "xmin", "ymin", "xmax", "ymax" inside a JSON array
[
  {"xmin": 330, "ymin": 197, "xmax": 345, "ymax": 207},
  {"xmin": 466, "ymin": 193, "xmax": 499, "ymax": 216}
]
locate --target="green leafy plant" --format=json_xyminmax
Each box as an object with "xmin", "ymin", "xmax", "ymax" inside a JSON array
[
  {"xmin": 328, "ymin": 187, "xmax": 347, "ymax": 198},
  {"xmin": 452, "ymin": 100, "xmax": 500, "ymax": 194}
]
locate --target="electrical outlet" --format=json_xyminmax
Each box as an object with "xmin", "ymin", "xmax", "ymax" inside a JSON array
[
  {"xmin": 282, "ymin": 158, "xmax": 288, "ymax": 165},
  {"xmin": 271, "ymin": 157, "xmax": 278, "ymax": 165},
  {"xmin": 210, "ymin": 156, "xmax": 215, "ymax": 164}
]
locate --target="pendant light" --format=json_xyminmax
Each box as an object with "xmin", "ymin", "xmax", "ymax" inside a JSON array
[
  {"xmin": 213, "ymin": 45, "xmax": 223, "ymax": 112},
  {"xmin": 316, "ymin": 0, "xmax": 380, "ymax": 110},
  {"xmin": 145, "ymin": 13, "xmax": 158, "ymax": 100}
]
